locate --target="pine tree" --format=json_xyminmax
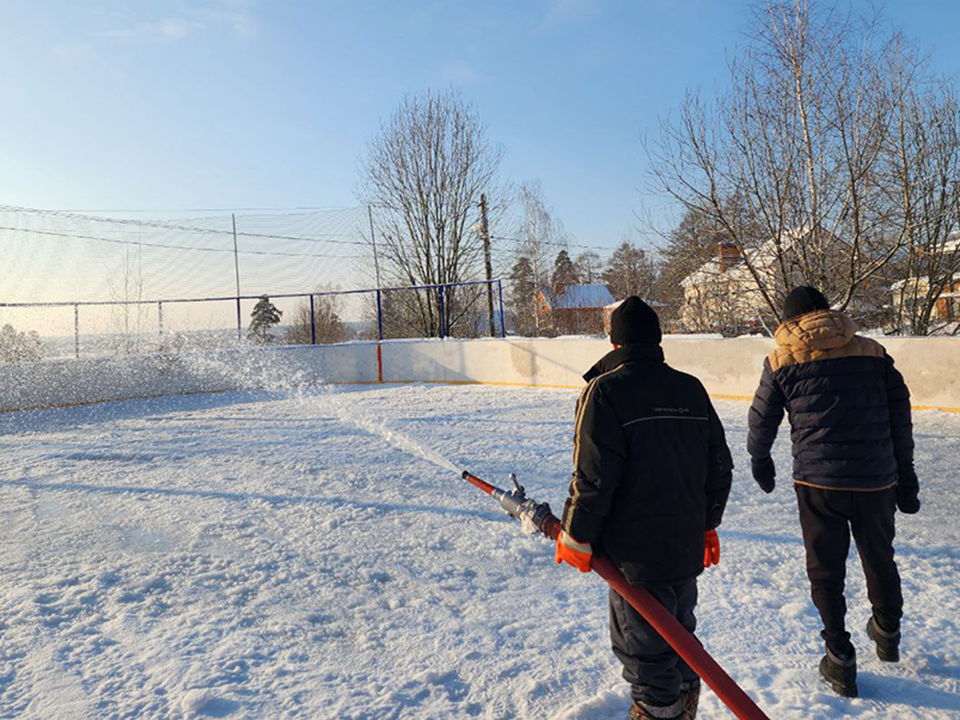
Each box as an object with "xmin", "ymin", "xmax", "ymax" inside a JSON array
[
  {"xmin": 509, "ymin": 256, "xmax": 537, "ymax": 336},
  {"xmin": 551, "ymin": 250, "xmax": 579, "ymax": 290},
  {"xmin": 602, "ymin": 241, "xmax": 656, "ymax": 300},
  {"xmin": 0, "ymin": 324, "xmax": 43, "ymax": 363},
  {"xmin": 575, "ymin": 251, "xmax": 603, "ymax": 284},
  {"xmin": 249, "ymin": 296, "xmax": 283, "ymax": 345}
]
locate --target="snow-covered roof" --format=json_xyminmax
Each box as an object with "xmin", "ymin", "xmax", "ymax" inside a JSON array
[
  {"xmin": 550, "ymin": 284, "xmax": 614, "ymax": 309},
  {"xmin": 891, "ymin": 271, "xmax": 960, "ymax": 290},
  {"xmin": 681, "ymin": 227, "xmax": 809, "ymax": 288}
]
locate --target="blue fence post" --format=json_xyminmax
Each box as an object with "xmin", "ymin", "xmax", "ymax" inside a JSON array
[
  {"xmin": 497, "ymin": 280, "xmax": 506, "ymax": 338},
  {"xmin": 444, "ymin": 285, "xmax": 450, "ymax": 338},
  {"xmin": 309, "ymin": 294, "xmax": 316, "ymax": 345},
  {"xmin": 376, "ymin": 289, "xmax": 383, "ymax": 340},
  {"xmin": 438, "ymin": 286, "xmax": 446, "ymax": 339}
]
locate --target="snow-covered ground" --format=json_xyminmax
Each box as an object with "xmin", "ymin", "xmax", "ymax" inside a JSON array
[{"xmin": 1, "ymin": 384, "xmax": 958, "ymax": 719}]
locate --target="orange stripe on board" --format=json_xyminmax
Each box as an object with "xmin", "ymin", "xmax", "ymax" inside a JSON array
[
  {"xmin": 710, "ymin": 393, "xmax": 755, "ymax": 402},
  {"xmin": 910, "ymin": 404, "xmax": 960, "ymax": 414}
]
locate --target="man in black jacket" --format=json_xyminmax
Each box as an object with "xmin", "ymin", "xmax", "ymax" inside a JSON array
[
  {"xmin": 747, "ymin": 286, "xmax": 920, "ymax": 698},
  {"xmin": 556, "ymin": 297, "xmax": 733, "ymax": 720}
]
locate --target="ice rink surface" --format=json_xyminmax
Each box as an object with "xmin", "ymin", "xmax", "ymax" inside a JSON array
[{"xmin": 1, "ymin": 383, "xmax": 958, "ymax": 719}]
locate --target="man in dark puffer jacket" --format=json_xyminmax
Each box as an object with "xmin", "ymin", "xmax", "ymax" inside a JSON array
[
  {"xmin": 557, "ymin": 297, "xmax": 733, "ymax": 720},
  {"xmin": 748, "ymin": 286, "xmax": 920, "ymax": 698}
]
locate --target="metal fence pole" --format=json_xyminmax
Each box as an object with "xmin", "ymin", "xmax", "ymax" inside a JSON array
[
  {"xmin": 74, "ymin": 304, "xmax": 80, "ymax": 359},
  {"xmin": 376, "ymin": 289, "xmax": 383, "ymax": 340},
  {"xmin": 375, "ymin": 289, "xmax": 384, "ymax": 383},
  {"xmin": 497, "ymin": 280, "xmax": 506, "ymax": 338},
  {"xmin": 1, "ymin": 280, "xmax": 508, "ymax": 360},
  {"xmin": 444, "ymin": 285, "xmax": 450, "ymax": 338},
  {"xmin": 236, "ymin": 297, "xmax": 242, "ymax": 342},
  {"xmin": 438, "ymin": 286, "xmax": 446, "ymax": 339}
]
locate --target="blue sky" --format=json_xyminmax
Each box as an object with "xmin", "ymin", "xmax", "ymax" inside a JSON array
[{"xmin": 2, "ymin": 0, "xmax": 959, "ymax": 251}]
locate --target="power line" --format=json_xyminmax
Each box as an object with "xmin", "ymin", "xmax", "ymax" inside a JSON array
[
  {"xmin": 0, "ymin": 225, "xmax": 361, "ymax": 260},
  {"xmin": 490, "ymin": 234, "xmax": 616, "ymax": 252},
  {"xmin": 2, "ymin": 205, "xmax": 619, "ymax": 254},
  {"xmin": 32, "ymin": 205, "xmax": 359, "ymax": 214},
  {"xmin": 0, "ymin": 205, "xmax": 369, "ymax": 247}
]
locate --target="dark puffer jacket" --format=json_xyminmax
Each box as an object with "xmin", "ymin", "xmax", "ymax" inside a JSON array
[
  {"xmin": 561, "ymin": 344, "xmax": 733, "ymax": 587},
  {"xmin": 747, "ymin": 309, "xmax": 918, "ymax": 494}
]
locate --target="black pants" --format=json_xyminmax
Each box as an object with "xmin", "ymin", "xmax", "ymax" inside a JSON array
[
  {"xmin": 609, "ymin": 579, "xmax": 699, "ymax": 710},
  {"xmin": 795, "ymin": 485, "xmax": 903, "ymax": 654}
]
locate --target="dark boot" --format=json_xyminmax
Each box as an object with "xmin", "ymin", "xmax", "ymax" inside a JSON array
[
  {"xmin": 819, "ymin": 645, "xmax": 857, "ymax": 698},
  {"xmin": 680, "ymin": 680, "xmax": 699, "ymax": 719},
  {"xmin": 866, "ymin": 616, "xmax": 900, "ymax": 662},
  {"xmin": 628, "ymin": 700, "xmax": 682, "ymax": 719}
]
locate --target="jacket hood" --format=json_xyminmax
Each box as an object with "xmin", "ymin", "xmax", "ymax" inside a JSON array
[
  {"xmin": 583, "ymin": 343, "xmax": 663, "ymax": 382},
  {"xmin": 774, "ymin": 309, "xmax": 859, "ymax": 353}
]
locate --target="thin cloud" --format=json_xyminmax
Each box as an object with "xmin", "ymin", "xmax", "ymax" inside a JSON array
[
  {"xmin": 157, "ymin": 18, "xmax": 197, "ymax": 40},
  {"xmin": 437, "ymin": 60, "xmax": 489, "ymax": 86},
  {"xmin": 99, "ymin": 17, "xmax": 205, "ymax": 44},
  {"xmin": 199, "ymin": 0, "xmax": 259, "ymax": 38},
  {"xmin": 540, "ymin": 0, "xmax": 600, "ymax": 30},
  {"xmin": 99, "ymin": 1, "xmax": 258, "ymax": 44}
]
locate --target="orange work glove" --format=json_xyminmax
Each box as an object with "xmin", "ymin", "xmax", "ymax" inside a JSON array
[
  {"xmin": 556, "ymin": 531, "xmax": 592, "ymax": 573},
  {"xmin": 704, "ymin": 529, "xmax": 720, "ymax": 567}
]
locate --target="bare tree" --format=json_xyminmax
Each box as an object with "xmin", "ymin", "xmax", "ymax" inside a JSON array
[
  {"xmin": 285, "ymin": 292, "xmax": 349, "ymax": 345},
  {"xmin": 359, "ymin": 89, "xmax": 505, "ymax": 337},
  {"xmin": 647, "ymin": 0, "xmax": 926, "ymax": 324},
  {"xmin": 888, "ymin": 76, "xmax": 960, "ymax": 335},
  {"xmin": 513, "ymin": 181, "xmax": 568, "ymax": 335},
  {"xmin": 108, "ymin": 244, "xmax": 146, "ymax": 354}
]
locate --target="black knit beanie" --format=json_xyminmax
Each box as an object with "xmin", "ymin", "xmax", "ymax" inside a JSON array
[
  {"xmin": 782, "ymin": 286, "xmax": 830, "ymax": 321},
  {"xmin": 610, "ymin": 296, "xmax": 662, "ymax": 345}
]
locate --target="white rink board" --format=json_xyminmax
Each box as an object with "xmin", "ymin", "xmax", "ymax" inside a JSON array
[{"xmin": 2, "ymin": 335, "xmax": 958, "ymax": 412}]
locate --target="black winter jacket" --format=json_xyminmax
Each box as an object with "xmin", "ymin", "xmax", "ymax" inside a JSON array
[
  {"xmin": 561, "ymin": 344, "xmax": 733, "ymax": 587},
  {"xmin": 747, "ymin": 309, "xmax": 918, "ymax": 493}
]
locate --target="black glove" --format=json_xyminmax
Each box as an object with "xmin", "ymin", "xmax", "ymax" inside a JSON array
[
  {"xmin": 751, "ymin": 456, "xmax": 776, "ymax": 494},
  {"xmin": 896, "ymin": 485, "xmax": 920, "ymax": 514}
]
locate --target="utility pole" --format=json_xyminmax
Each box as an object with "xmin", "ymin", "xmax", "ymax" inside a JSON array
[
  {"xmin": 232, "ymin": 213, "xmax": 242, "ymax": 341},
  {"xmin": 480, "ymin": 193, "xmax": 495, "ymax": 337},
  {"xmin": 368, "ymin": 205, "xmax": 382, "ymax": 289}
]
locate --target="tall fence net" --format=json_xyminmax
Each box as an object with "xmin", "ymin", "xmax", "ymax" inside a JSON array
[{"xmin": 0, "ymin": 205, "xmax": 506, "ymax": 362}]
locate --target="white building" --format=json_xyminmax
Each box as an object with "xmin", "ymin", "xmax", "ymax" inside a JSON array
[{"xmin": 891, "ymin": 231, "xmax": 960, "ymax": 326}]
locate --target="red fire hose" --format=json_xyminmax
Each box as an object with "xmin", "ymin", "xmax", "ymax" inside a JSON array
[{"xmin": 463, "ymin": 471, "xmax": 770, "ymax": 720}]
